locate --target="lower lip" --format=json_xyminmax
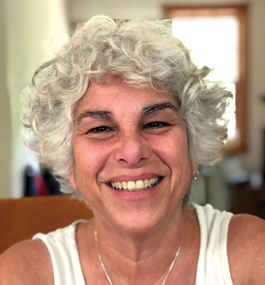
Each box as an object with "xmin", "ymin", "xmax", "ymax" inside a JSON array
[{"xmin": 107, "ymin": 179, "xmax": 163, "ymax": 201}]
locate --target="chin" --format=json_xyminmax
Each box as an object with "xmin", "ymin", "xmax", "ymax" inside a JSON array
[{"xmin": 97, "ymin": 202, "xmax": 177, "ymax": 236}]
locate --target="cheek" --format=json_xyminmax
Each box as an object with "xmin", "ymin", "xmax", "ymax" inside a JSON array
[
  {"xmin": 73, "ymin": 139, "xmax": 112, "ymax": 179},
  {"xmin": 150, "ymin": 130, "xmax": 194, "ymax": 181},
  {"xmin": 151, "ymin": 130, "xmax": 189, "ymax": 159}
]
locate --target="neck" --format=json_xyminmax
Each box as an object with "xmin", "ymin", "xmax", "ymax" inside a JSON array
[{"xmin": 91, "ymin": 207, "xmax": 191, "ymax": 285}]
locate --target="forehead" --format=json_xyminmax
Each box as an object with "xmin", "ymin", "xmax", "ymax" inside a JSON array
[{"xmin": 75, "ymin": 77, "xmax": 177, "ymax": 113}]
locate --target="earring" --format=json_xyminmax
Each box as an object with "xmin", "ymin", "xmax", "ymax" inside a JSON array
[{"xmin": 193, "ymin": 170, "xmax": 199, "ymax": 180}]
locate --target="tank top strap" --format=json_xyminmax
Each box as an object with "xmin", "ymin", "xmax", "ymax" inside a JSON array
[
  {"xmin": 33, "ymin": 220, "xmax": 86, "ymax": 285},
  {"xmin": 193, "ymin": 203, "xmax": 234, "ymax": 285}
]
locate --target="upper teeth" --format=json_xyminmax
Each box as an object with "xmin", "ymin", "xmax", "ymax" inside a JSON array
[{"xmin": 110, "ymin": 177, "xmax": 160, "ymax": 191}]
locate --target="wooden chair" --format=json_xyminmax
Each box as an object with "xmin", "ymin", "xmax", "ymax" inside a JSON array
[{"xmin": 0, "ymin": 195, "xmax": 94, "ymax": 254}]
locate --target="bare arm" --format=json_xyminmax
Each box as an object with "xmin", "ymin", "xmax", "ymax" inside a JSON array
[
  {"xmin": 0, "ymin": 240, "xmax": 53, "ymax": 285},
  {"xmin": 228, "ymin": 214, "xmax": 265, "ymax": 285}
]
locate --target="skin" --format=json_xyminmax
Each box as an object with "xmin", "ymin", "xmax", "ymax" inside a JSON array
[{"xmin": 1, "ymin": 76, "xmax": 265, "ymax": 284}]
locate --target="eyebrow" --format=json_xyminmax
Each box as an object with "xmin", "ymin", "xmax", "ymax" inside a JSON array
[
  {"xmin": 77, "ymin": 110, "xmax": 112, "ymax": 124},
  {"xmin": 77, "ymin": 101, "xmax": 178, "ymax": 124},
  {"xmin": 141, "ymin": 102, "xmax": 178, "ymax": 116}
]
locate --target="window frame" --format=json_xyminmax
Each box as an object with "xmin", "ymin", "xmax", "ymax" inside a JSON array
[{"xmin": 164, "ymin": 5, "xmax": 248, "ymax": 154}]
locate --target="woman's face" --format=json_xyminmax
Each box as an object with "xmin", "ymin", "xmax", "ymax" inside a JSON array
[{"xmin": 69, "ymin": 77, "xmax": 197, "ymax": 232}]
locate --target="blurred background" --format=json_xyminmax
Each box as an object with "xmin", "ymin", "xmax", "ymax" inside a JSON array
[{"xmin": 1, "ymin": 0, "xmax": 265, "ymax": 217}]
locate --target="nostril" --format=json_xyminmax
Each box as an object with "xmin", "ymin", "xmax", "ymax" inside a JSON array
[
  {"xmin": 117, "ymin": 155, "xmax": 147, "ymax": 166},
  {"xmin": 139, "ymin": 157, "xmax": 147, "ymax": 162},
  {"xmin": 113, "ymin": 134, "xmax": 151, "ymax": 166},
  {"xmin": 115, "ymin": 150, "xmax": 150, "ymax": 166}
]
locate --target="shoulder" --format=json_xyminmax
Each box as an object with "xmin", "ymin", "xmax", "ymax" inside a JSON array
[
  {"xmin": 228, "ymin": 214, "xmax": 265, "ymax": 284},
  {"xmin": 0, "ymin": 239, "xmax": 53, "ymax": 285}
]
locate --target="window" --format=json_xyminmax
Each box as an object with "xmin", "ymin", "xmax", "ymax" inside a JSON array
[{"xmin": 164, "ymin": 5, "xmax": 248, "ymax": 154}]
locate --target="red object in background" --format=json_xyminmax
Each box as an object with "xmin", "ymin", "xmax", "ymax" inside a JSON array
[{"xmin": 34, "ymin": 175, "xmax": 48, "ymax": 196}]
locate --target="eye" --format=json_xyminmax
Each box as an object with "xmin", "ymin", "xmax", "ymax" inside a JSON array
[
  {"xmin": 143, "ymin": 121, "xmax": 170, "ymax": 129},
  {"xmin": 87, "ymin": 126, "xmax": 112, "ymax": 134}
]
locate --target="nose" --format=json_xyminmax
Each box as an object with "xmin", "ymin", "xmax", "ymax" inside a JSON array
[{"xmin": 113, "ymin": 129, "xmax": 151, "ymax": 167}]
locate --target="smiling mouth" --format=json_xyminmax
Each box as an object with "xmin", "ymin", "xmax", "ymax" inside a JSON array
[{"xmin": 108, "ymin": 177, "xmax": 163, "ymax": 192}]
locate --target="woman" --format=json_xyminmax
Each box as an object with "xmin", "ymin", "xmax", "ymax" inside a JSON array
[{"xmin": 1, "ymin": 15, "xmax": 265, "ymax": 285}]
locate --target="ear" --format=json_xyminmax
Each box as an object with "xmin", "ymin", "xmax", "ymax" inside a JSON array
[{"xmin": 68, "ymin": 167, "xmax": 77, "ymax": 189}]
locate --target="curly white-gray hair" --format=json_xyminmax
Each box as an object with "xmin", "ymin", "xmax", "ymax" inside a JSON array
[{"xmin": 22, "ymin": 15, "xmax": 232, "ymax": 199}]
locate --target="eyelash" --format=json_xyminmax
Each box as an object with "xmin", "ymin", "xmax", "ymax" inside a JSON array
[
  {"xmin": 87, "ymin": 121, "xmax": 170, "ymax": 134},
  {"xmin": 143, "ymin": 121, "xmax": 170, "ymax": 129},
  {"xmin": 87, "ymin": 126, "xmax": 112, "ymax": 133}
]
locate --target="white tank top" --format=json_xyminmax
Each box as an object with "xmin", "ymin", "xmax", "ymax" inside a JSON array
[{"xmin": 33, "ymin": 204, "xmax": 234, "ymax": 284}]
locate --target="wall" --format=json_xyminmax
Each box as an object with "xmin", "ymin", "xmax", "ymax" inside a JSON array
[
  {"xmin": 0, "ymin": 0, "xmax": 69, "ymax": 198},
  {"xmin": 0, "ymin": 0, "xmax": 11, "ymax": 198},
  {"xmin": 67, "ymin": 0, "xmax": 251, "ymax": 21},
  {"xmin": 247, "ymin": 0, "xmax": 265, "ymax": 171}
]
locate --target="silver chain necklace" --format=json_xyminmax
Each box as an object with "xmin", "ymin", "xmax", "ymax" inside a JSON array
[{"xmin": 94, "ymin": 230, "xmax": 184, "ymax": 285}]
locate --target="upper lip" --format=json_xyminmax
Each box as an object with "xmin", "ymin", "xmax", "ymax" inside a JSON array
[{"xmin": 106, "ymin": 173, "xmax": 163, "ymax": 183}]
